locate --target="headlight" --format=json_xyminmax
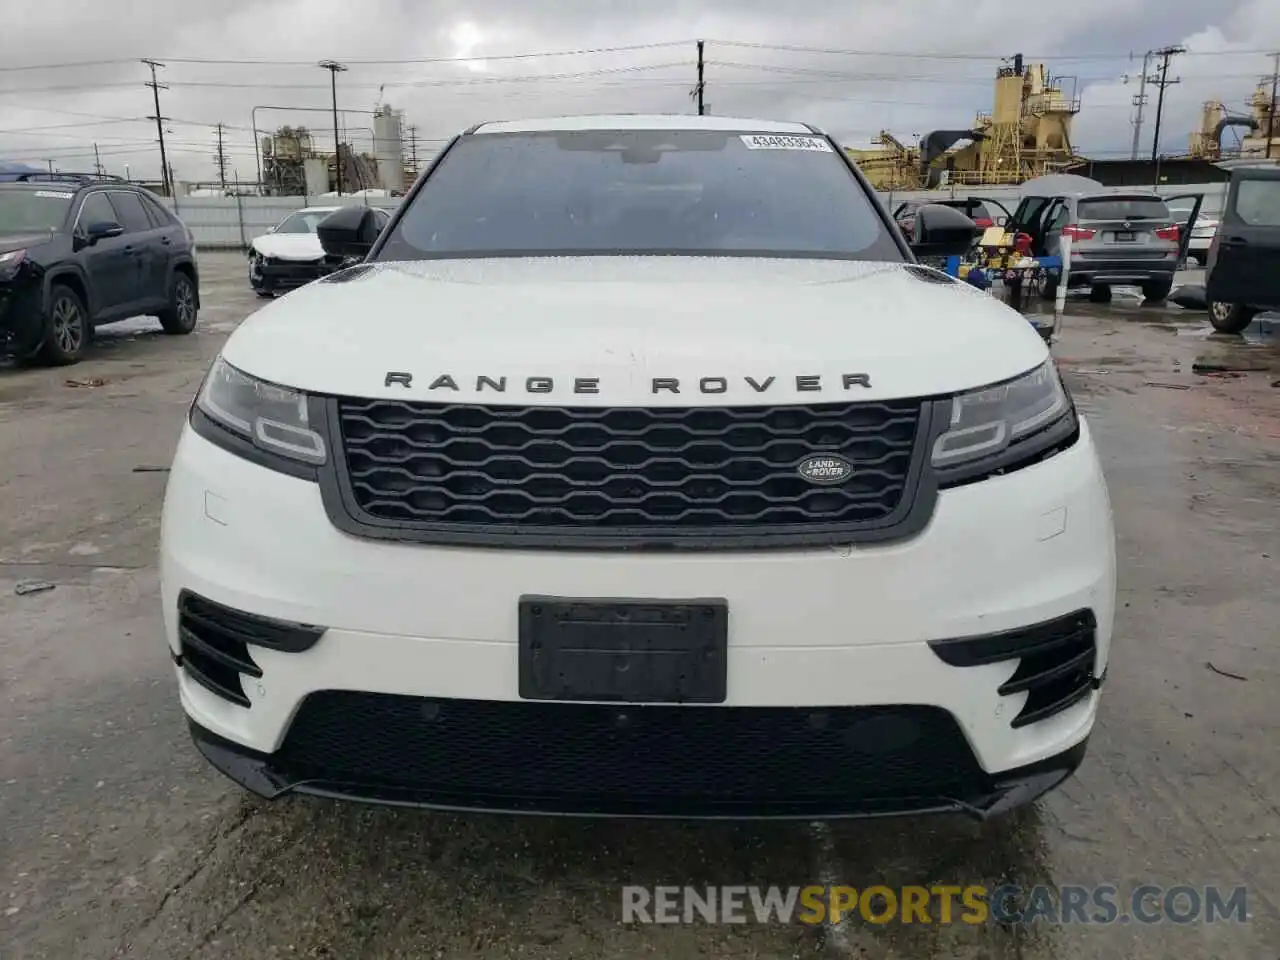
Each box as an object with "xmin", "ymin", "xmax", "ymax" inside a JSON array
[
  {"xmin": 932, "ymin": 359, "xmax": 1075, "ymax": 480},
  {"xmin": 0, "ymin": 248, "xmax": 26, "ymax": 279},
  {"xmin": 193, "ymin": 356, "xmax": 326, "ymax": 468}
]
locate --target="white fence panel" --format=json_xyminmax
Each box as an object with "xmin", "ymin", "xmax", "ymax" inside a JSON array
[{"xmin": 158, "ymin": 196, "xmax": 401, "ymax": 249}]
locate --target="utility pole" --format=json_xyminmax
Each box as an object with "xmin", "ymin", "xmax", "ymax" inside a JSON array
[
  {"xmin": 1125, "ymin": 51, "xmax": 1152, "ymax": 160},
  {"xmin": 1149, "ymin": 45, "xmax": 1185, "ymax": 165},
  {"xmin": 1266, "ymin": 51, "xmax": 1279, "ymax": 160},
  {"xmin": 694, "ymin": 40, "xmax": 705, "ymax": 116},
  {"xmin": 93, "ymin": 143, "xmax": 104, "ymax": 176},
  {"xmin": 45, "ymin": 158, "xmax": 53, "ymax": 174},
  {"xmin": 142, "ymin": 59, "xmax": 172, "ymax": 197},
  {"xmin": 318, "ymin": 60, "xmax": 348, "ymax": 195},
  {"xmin": 212, "ymin": 122, "xmax": 229, "ymax": 190},
  {"xmin": 407, "ymin": 124, "xmax": 418, "ymax": 167}
]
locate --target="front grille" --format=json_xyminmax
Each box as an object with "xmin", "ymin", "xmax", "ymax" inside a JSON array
[
  {"xmin": 929, "ymin": 610, "xmax": 1098, "ymax": 728},
  {"xmin": 273, "ymin": 694, "xmax": 986, "ymax": 814},
  {"xmin": 332, "ymin": 398, "xmax": 927, "ymax": 546}
]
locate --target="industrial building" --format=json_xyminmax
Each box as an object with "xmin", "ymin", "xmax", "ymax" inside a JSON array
[{"xmin": 847, "ymin": 55, "xmax": 1082, "ymax": 190}]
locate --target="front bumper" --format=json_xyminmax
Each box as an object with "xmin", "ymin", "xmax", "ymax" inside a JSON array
[
  {"xmin": 0, "ymin": 269, "xmax": 44, "ymax": 356},
  {"xmin": 160, "ymin": 420, "xmax": 1116, "ymax": 818},
  {"xmin": 249, "ymin": 256, "xmax": 332, "ymax": 292}
]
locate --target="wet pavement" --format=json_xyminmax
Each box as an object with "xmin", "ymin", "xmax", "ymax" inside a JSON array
[{"xmin": 1, "ymin": 254, "xmax": 1278, "ymax": 959}]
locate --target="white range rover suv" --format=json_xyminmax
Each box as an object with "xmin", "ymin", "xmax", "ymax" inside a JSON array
[{"xmin": 159, "ymin": 115, "xmax": 1116, "ymax": 819}]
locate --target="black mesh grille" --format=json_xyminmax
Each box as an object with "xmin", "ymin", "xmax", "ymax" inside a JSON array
[
  {"xmin": 273, "ymin": 693, "xmax": 986, "ymax": 815},
  {"xmin": 333, "ymin": 398, "xmax": 924, "ymax": 542}
]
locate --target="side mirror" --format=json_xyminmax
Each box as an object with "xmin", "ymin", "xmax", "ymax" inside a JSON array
[
  {"xmin": 85, "ymin": 220, "xmax": 125, "ymax": 244},
  {"xmin": 317, "ymin": 205, "xmax": 381, "ymax": 260},
  {"xmin": 909, "ymin": 204, "xmax": 981, "ymax": 258},
  {"xmin": 995, "ymin": 215, "xmax": 1008, "ymax": 227}
]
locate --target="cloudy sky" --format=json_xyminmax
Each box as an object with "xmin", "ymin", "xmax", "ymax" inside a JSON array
[{"xmin": 2, "ymin": 0, "xmax": 1278, "ymax": 184}]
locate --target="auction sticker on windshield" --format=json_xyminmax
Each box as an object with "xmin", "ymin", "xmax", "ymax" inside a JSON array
[
  {"xmin": 739, "ymin": 134, "xmax": 833, "ymax": 152},
  {"xmin": 34, "ymin": 191, "xmax": 75, "ymax": 199}
]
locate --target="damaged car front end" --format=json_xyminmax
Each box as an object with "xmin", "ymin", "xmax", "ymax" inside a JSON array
[{"xmin": 0, "ymin": 243, "xmax": 49, "ymax": 358}]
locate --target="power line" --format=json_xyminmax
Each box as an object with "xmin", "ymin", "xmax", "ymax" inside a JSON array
[
  {"xmin": 1148, "ymin": 45, "xmax": 1185, "ymax": 163},
  {"xmin": 1124, "ymin": 51, "xmax": 1153, "ymax": 160},
  {"xmin": 694, "ymin": 40, "xmax": 706, "ymax": 115},
  {"xmin": 1267, "ymin": 52, "xmax": 1279, "ymax": 160},
  {"xmin": 142, "ymin": 59, "xmax": 172, "ymax": 197}
]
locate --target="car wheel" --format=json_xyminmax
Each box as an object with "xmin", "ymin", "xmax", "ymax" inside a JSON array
[
  {"xmin": 1207, "ymin": 301, "xmax": 1258, "ymax": 334},
  {"xmin": 39, "ymin": 284, "xmax": 90, "ymax": 366},
  {"xmin": 159, "ymin": 271, "xmax": 199, "ymax": 335},
  {"xmin": 1141, "ymin": 278, "xmax": 1174, "ymax": 303},
  {"xmin": 1088, "ymin": 285, "xmax": 1112, "ymax": 304}
]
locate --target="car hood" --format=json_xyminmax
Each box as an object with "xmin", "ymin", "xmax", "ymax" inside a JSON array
[
  {"xmin": 221, "ymin": 257, "xmax": 1050, "ymax": 405},
  {"xmin": 251, "ymin": 233, "xmax": 324, "ymax": 261},
  {"xmin": 0, "ymin": 232, "xmax": 54, "ymax": 256}
]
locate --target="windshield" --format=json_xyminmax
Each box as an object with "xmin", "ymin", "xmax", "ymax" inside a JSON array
[
  {"xmin": 1077, "ymin": 197, "xmax": 1169, "ymax": 221},
  {"xmin": 0, "ymin": 187, "xmax": 74, "ymax": 233},
  {"xmin": 377, "ymin": 129, "xmax": 902, "ymax": 261},
  {"xmin": 275, "ymin": 210, "xmax": 337, "ymax": 234}
]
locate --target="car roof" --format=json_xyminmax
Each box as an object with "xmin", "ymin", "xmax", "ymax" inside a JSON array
[
  {"xmin": 469, "ymin": 114, "xmax": 817, "ymax": 136},
  {"xmin": 293, "ymin": 206, "xmax": 343, "ymax": 214}
]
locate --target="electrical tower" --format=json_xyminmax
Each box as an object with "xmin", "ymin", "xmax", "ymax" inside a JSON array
[
  {"xmin": 212, "ymin": 123, "xmax": 229, "ymax": 190},
  {"xmin": 1125, "ymin": 51, "xmax": 1153, "ymax": 160},
  {"xmin": 1149, "ymin": 45, "xmax": 1185, "ymax": 164},
  {"xmin": 142, "ymin": 59, "xmax": 172, "ymax": 197},
  {"xmin": 407, "ymin": 124, "xmax": 419, "ymax": 167}
]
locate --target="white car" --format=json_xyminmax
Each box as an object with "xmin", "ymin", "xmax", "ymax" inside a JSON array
[
  {"xmin": 248, "ymin": 205, "xmax": 389, "ymax": 296},
  {"xmin": 160, "ymin": 115, "xmax": 1116, "ymax": 819},
  {"xmin": 1167, "ymin": 197, "xmax": 1219, "ymax": 265}
]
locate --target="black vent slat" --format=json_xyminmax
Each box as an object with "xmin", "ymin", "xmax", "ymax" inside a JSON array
[
  {"xmin": 179, "ymin": 624, "xmax": 263, "ymax": 679},
  {"xmin": 274, "ymin": 694, "xmax": 986, "ymax": 813},
  {"xmin": 336, "ymin": 399, "xmax": 923, "ymax": 539},
  {"xmin": 997, "ymin": 646, "xmax": 1094, "ymax": 696},
  {"xmin": 180, "ymin": 656, "xmax": 252, "ymax": 708},
  {"xmin": 1009, "ymin": 681, "xmax": 1093, "ymax": 729}
]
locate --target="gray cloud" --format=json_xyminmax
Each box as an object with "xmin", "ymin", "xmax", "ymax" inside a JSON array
[{"xmin": 2, "ymin": 0, "xmax": 1277, "ymax": 182}]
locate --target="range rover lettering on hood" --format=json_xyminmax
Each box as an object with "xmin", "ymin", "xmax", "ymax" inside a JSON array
[{"xmin": 383, "ymin": 372, "xmax": 873, "ymax": 394}]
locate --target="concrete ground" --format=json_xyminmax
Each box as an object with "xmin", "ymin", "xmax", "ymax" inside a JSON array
[{"xmin": 1, "ymin": 253, "xmax": 1278, "ymax": 960}]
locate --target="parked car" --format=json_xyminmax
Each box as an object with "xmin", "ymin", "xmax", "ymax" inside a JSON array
[
  {"xmin": 893, "ymin": 197, "xmax": 1002, "ymax": 237},
  {"xmin": 0, "ymin": 172, "xmax": 199, "ymax": 365},
  {"xmin": 161, "ymin": 115, "xmax": 1116, "ymax": 821},
  {"xmin": 1205, "ymin": 165, "xmax": 1280, "ymax": 333},
  {"xmin": 995, "ymin": 175, "xmax": 1199, "ymax": 304},
  {"xmin": 248, "ymin": 205, "xmax": 390, "ymax": 297},
  {"xmin": 1167, "ymin": 196, "xmax": 1218, "ymax": 266}
]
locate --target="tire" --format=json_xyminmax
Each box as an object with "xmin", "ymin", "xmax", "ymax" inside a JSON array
[
  {"xmin": 1190, "ymin": 252, "xmax": 1206, "ymax": 267},
  {"xmin": 1207, "ymin": 301, "xmax": 1258, "ymax": 335},
  {"xmin": 1088, "ymin": 285, "xmax": 1112, "ymax": 304},
  {"xmin": 1141, "ymin": 278, "xmax": 1174, "ymax": 303},
  {"xmin": 159, "ymin": 270, "xmax": 198, "ymax": 335},
  {"xmin": 255, "ymin": 288, "xmax": 274, "ymax": 299},
  {"xmin": 39, "ymin": 284, "xmax": 90, "ymax": 366}
]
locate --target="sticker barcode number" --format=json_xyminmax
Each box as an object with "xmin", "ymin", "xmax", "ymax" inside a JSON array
[{"xmin": 739, "ymin": 134, "xmax": 833, "ymax": 152}]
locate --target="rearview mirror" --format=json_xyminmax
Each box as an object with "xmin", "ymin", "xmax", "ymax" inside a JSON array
[
  {"xmin": 317, "ymin": 205, "xmax": 381, "ymax": 260},
  {"xmin": 85, "ymin": 220, "xmax": 125, "ymax": 243},
  {"xmin": 908, "ymin": 204, "xmax": 981, "ymax": 258}
]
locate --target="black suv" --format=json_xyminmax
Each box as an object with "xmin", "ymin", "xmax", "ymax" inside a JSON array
[{"xmin": 0, "ymin": 173, "xmax": 200, "ymax": 365}]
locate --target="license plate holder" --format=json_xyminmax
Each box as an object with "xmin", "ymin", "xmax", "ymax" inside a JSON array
[{"xmin": 518, "ymin": 596, "xmax": 728, "ymax": 703}]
